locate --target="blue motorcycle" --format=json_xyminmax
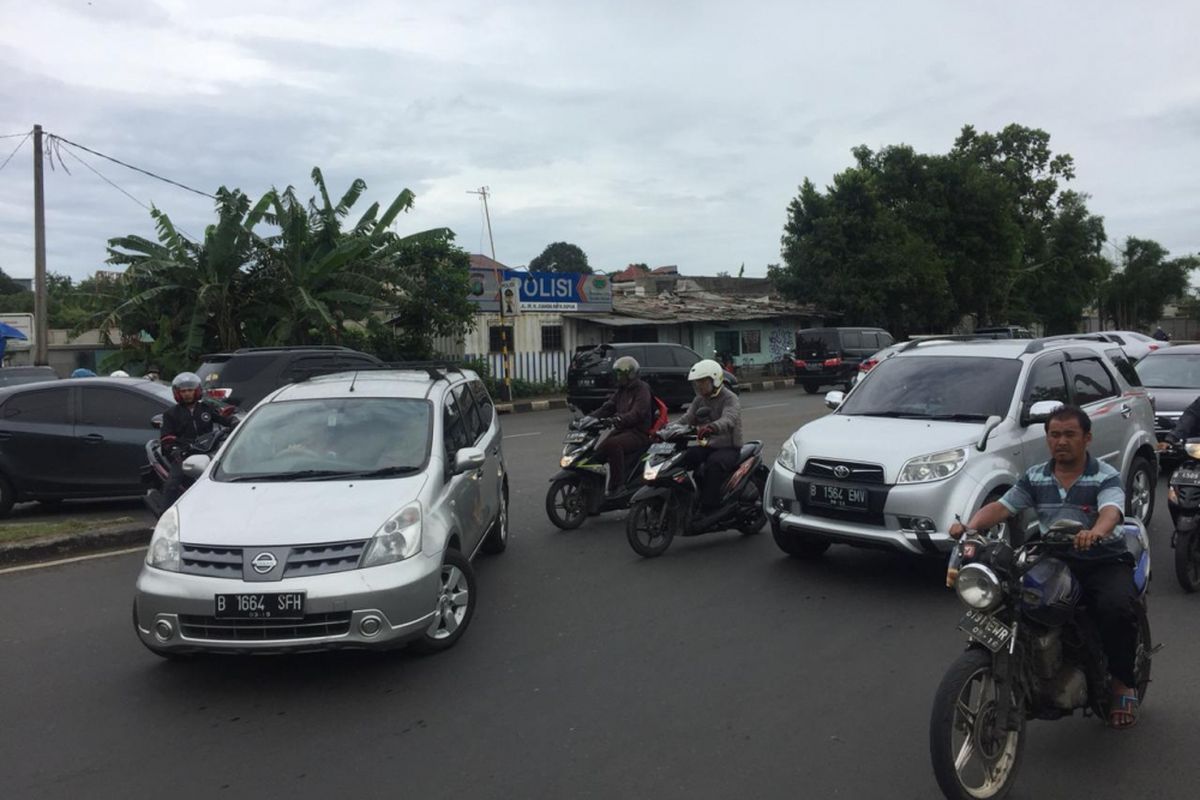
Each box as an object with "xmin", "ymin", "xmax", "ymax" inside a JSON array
[{"xmin": 929, "ymin": 519, "xmax": 1154, "ymax": 800}]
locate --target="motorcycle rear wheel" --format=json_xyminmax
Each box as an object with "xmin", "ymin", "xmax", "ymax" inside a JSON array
[
  {"xmin": 1174, "ymin": 530, "xmax": 1200, "ymax": 593},
  {"xmin": 626, "ymin": 496, "xmax": 677, "ymax": 558},
  {"xmin": 545, "ymin": 476, "xmax": 587, "ymax": 530},
  {"xmin": 930, "ymin": 648, "xmax": 1025, "ymax": 800}
]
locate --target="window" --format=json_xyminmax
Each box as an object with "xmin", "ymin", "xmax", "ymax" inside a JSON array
[
  {"xmin": 488, "ymin": 326, "xmax": 514, "ymax": 354},
  {"xmin": 1105, "ymin": 349, "xmax": 1141, "ymax": 387},
  {"xmin": 673, "ymin": 347, "xmax": 701, "ymax": 368},
  {"xmin": 286, "ymin": 356, "xmax": 339, "ymax": 382},
  {"xmin": 613, "ymin": 346, "xmax": 646, "ymax": 365},
  {"xmin": 80, "ymin": 388, "xmax": 163, "ymax": 429},
  {"xmin": 453, "ymin": 383, "xmax": 481, "ymax": 443},
  {"xmin": 876, "ymin": 332, "xmax": 895, "ymax": 347},
  {"xmin": 469, "ymin": 380, "xmax": 494, "ymax": 431},
  {"xmin": 1, "ymin": 387, "xmax": 70, "ymax": 424},
  {"xmin": 442, "ymin": 393, "xmax": 470, "ymax": 458},
  {"xmin": 1069, "ymin": 359, "xmax": 1117, "ymax": 406},
  {"xmin": 841, "ymin": 331, "xmax": 864, "ymax": 349},
  {"xmin": 640, "ymin": 346, "xmax": 674, "ymax": 368},
  {"xmin": 1105, "ymin": 334, "xmax": 1126, "ymax": 345},
  {"xmin": 714, "ymin": 330, "xmax": 741, "ymax": 358},
  {"xmin": 1026, "ymin": 359, "xmax": 1069, "ymax": 405},
  {"xmin": 840, "ymin": 356, "xmax": 1020, "ymax": 420},
  {"xmin": 540, "ymin": 325, "xmax": 563, "ymax": 351},
  {"xmin": 740, "ymin": 329, "xmax": 762, "ymax": 354}
]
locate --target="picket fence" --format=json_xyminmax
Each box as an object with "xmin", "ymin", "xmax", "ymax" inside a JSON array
[{"xmin": 458, "ymin": 351, "xmax": 570, "ymax": 385}]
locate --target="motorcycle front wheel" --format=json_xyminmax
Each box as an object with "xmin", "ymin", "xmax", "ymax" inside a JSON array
[
  {"xmin": 626, "ymin": 496, "xmax": 678, "ymax": 558},
  {"xmin": 929, "ymin": 648, "xmax": 1025, "ymax": 800},
  {"xmin": 1174, "ymin": 529, "xmax": 1200, "ymax": 593},
  {"xmin": 545, "ymin": 476, "xmax": 588, "ymax": 530}
]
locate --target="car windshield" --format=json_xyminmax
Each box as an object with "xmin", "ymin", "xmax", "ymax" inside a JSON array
[
  {"xmin": 1135, "ymin": 354, "xmax": 1200, "ymax": 389},
  {"xmin": 215, "ymin": 397, "xmax": 431, "ymax": 481},
  {"xmin": 840, "ymin": 356, "xmax": 1021, "ymax": 420}
]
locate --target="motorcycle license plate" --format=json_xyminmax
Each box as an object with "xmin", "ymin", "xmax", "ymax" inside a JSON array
[
  {"xmin": 957, "ymin": 609, "xmax": 1013, "ymax": 653},
  {"xmin": 807, "ymin": 482, "xmax": 867, "ymax": 510},
  {"xmin": 215, "ymin": 593, "xmax": 305, "ymax": 620},
  {"xmin": 564, "ymin": 432, "xmax": 589, "ymax": 444},
  {"xmin": 1172, "ymin": 469, "xmax": 1200, "ymax": 484},
  {"xmin": 649, "ymin": 442, "xmax": 675, "ymax": 455}
]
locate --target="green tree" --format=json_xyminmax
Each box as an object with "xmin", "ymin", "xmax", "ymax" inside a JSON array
[
  {"xmin": 529, "ymin": 241, "xmax": 591, "ymax": 273},
  {"xmin": 1099, "ymin": 238, "xmax": 1199, "ymax": 330}
]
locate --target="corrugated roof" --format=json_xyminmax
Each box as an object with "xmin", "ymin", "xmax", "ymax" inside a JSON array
[{"xmin": 575, "ymin": 289, "xmax": 823, "ymax": 326}]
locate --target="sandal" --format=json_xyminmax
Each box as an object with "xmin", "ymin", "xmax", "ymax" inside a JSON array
[{"xmin": 1109, "ymin": 690, "xmax": 1139, "ymax": 730}]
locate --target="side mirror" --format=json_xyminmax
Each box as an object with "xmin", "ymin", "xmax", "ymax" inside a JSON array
[
  {"xmin": 452, "ymin": 446, "xmax": 486, "ymax": 476},
  {"xmin": 975, "ymin": 415, "xmax": 1004, "ymax": 452},
  {"xmin": 824, "ymin": 390, "xmax": 845, "ymax": 410},
  {"xmin": 181, "ymin": 454, "xmax": 211, "ymax": 480},
  {"xmin": 151, "ymin": 413, "xmax": 163, "ymax": 430},
  {"xmin": 1025, "ymin": 400, "xmax": 1063, "ymax": 425}
]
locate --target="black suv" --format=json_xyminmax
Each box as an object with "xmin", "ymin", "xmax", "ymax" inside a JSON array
[
  {"xmin": 196, "ymin": 346, "xmax": 384, "ymax": 409},
  {"xmin": 793, "ymin": 327, "xmax": 894, "ymax": 394},
  {"xmin": 567, "ymin": 343, "xmax": 737, "ymax": 412}
]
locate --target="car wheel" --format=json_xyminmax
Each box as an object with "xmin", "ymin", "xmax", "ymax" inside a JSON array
[
  {"xmin": 410, "ymin": 549, "xmax": 477, "ymax": 655},
  {"xmin": 0, "ymin": 473, "xmax": 15, "ymax": 518},
  {"xmin": 481, "ymin": 482, "xmax": 509, "ymax": 555},
  {"xmin": 1126, "ymin": 456, "xmax": 1155, "ymax": 526},
  {"xmin": 803, "ymin": 381, "xmax": 821, "ymax": 394},
  {"xmin": 771, "ymin": 519, "xmax": 830, "ymax": 558}
]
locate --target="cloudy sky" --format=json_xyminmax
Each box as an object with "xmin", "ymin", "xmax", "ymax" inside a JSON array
[{"xmin": 1, "ymin": 0, "xmax": 1197, "ymax": 282}]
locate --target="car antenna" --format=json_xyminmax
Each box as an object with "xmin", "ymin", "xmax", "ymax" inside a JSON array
[{"xmin": 349, "ymin": 371, "xmax": 358, "ymax": 393}]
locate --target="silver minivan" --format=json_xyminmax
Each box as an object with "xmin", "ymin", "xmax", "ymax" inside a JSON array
[
  {"xmin": 133, "ymin": 368, "xmax": 508, "ymax": 657},
  {"xmin": 766, "ymin": 339, "xmax": 1158, "ymax": 557}
]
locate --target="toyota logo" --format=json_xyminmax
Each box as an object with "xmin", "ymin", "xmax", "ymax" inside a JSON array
[
  {"xmin": 251, "ymin": 552, "xmax": 278, "ymax": 574},
  {"xmin": 832, "ymin": 465, "xmax": 851, "ymax": 480}
]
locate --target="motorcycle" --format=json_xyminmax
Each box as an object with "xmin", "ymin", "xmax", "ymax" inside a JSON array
[
  {"xmin": 1163, "ymin": 438, "xmax": 1200, "ymax": 592},
  {"xmin": 142, "ymin": 425, "xmax": 233, "ymax": 518},
  {"xmin": 929, "ymin": 519, "xmax": 1155, "ymax": 800},
  {"xmin": 624, "ymin": 415, "xmax": 769, "ymax": 558}
]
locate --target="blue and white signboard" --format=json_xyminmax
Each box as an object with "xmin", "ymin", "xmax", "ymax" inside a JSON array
[{"xmin": 468, "ymin": 269, "xmax": 612, "ymax": 313}]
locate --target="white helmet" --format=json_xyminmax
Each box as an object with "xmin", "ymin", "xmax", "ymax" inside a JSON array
[
  {"xmin": 687, "ymin": 358, "xmax": 724, "ymax": 391},
  {"xmin": 110, "ymin": 370, "xmax": 130, "ymax": 378}
]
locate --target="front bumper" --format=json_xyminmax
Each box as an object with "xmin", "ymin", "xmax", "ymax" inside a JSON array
[
  {"xmin": 764, "ymin": 461, "xmax": 959, "ymax": 556},
  {"xmin": 134, "ymin": 551, "xmax": 442, "ymax": 654}
]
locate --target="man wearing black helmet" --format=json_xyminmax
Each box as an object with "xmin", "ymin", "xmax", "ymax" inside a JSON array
[
  {"xmin": 160, "ymin": 372, "xmax": 235, "ymax": 505},
  {"xmin": 592, "ymin": 356, "xmax": 653, "ymax": 496}
]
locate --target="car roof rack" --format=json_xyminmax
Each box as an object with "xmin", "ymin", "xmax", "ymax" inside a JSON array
[
  {"xmin": 233, "ymin": 345, "xmax": 355, "ymax": 354},
  {"xmin": 897, "ymin": 334, "xmax": 1010, "ymax": 353},
  {"xmin": 292, "ymin": 360, "xmax": 469, "ymax": 383}
]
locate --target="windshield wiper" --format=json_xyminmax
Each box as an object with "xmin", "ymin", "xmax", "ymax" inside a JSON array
[
  {"xmin": 850, "ymin": 411, "xmax": 932, "ymax": 419},
  {"xmin": 926, "ymin": 413, "xmax": 993, "ymax": 422},
  {"xmin": 335, "ymin": 465, "xmax": 423, "ymax": 479},
  {"xmin": 224, "ymin": 469, "xmax": 356, "ymax": 483}
]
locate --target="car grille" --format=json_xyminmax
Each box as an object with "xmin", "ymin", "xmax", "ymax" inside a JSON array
[
  {"xmin": 801, "ymin": 459, "xmax": 886, "ymax": 484},
  {"xmin": 178, "ymin": 612, "xmax": 353, "ymax": 641},
  {"xmin": 181, "ymin": 545, "xmax": 243, "ymax": 578},
  {"xmin": 284, "ymin": 541, "xmax": 367, "ymax": 578}
]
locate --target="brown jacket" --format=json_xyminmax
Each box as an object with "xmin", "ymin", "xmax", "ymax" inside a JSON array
[{"xmin": 596, "ymin": 378, "xmax": 653, "ymax": 433}]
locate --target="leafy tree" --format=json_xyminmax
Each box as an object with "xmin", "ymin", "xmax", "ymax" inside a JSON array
[
  {"xmin": 529, "ymin": 241, "xmax": 591, "ymax": 273},
  {"xmin": 1099, "ymin": 238, "xmax": 1199, "ymax": 330},
  {"xmin": 0, "ymin": 267, "xmax": 25, "ymax": 295}
]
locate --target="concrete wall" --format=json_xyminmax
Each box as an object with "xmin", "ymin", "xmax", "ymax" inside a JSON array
[
  {"xmin": 434, "ymin": 312, "xmax": 583, "ymax": 355},
  {"xmin": 692, "ymin": 317, "xmax": 809, "ymax": 366}
]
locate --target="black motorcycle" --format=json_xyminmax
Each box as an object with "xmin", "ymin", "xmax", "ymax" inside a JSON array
[
  {"xmin": 143, "ymin": 425, "xmax": 232, "ymax": 518},
  {"xmin": 929, "ymin": 519, "xmax": 1155, "ymax": 800},
  {"xmin": 545, "ymin": 415, "xmax": 653, "ymax": 529},
  {"xmin": 624, "ymin": 419, "xmax": 768, "ymax": 557},
  {"xmin": 1164, "ymin": 438, "xmax": 1200, "ymax": 592}
]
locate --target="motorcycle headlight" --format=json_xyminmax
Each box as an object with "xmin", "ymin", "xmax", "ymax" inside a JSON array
[
  {"xmin": 146, "ymin": 505, "xmax": 181, "ymax": 571},
  {"xmin": 898, "ymin": 448, "xmax": 966, "ymax": 484},
  {"xmin": 361, "ymin": 503, "xmax": 423, "ymax": 568},
  {"xmin": 644, "ymin": 455, "xmax": 678, "ymax": 482},
  {"xmin": 1186, "ymin": 442, "xmax": 1200, "ymax": 460},
  {"xmin": 777, "ymin": 438, "xmax": 797, "ymax": 472},
  {"xmin": 955, "ymin": 563, "xmax": 1002, "ymax": 611}
]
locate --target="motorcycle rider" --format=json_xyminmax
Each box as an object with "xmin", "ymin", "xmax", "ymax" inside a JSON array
[
  {"xmin": 1152, "ymin": 325, "xmax": 1170, "ymax": 342},
  {"xmin": 679, "ymin": 359, "xmax": 742, "ymax": 512},
  {"xmin": 591, "ymin": 356, "xmax": 653, "ymax": 496},
  {"xmin": 949, "ymin": 405, "xmax": 1139, "ymax": 729},
  {"xmin": 1158, "ymin": 397, "xmax": 1200, "ymax": 451},
  {"xmin": 160, "ymin": 372, "xmax": 235, "ymax": 505}
]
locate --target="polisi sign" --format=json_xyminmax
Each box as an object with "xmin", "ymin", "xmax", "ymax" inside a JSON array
[{"xmin": 468, "ymin": 269, "xmax": 612, "ymax": 313}]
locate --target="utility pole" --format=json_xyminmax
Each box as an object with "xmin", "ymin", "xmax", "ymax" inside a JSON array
[
  {"xmin": 468, "ymin": 186, "xmax": 512, "ymax": 402},
  {"xmin": 32, "ymin": 124, "xmax": 48, "ymax": 366}
]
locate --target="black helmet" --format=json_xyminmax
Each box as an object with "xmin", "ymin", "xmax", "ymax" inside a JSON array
[{"xmin": 613, "ymin": 355, "xmax": 639, "ymax": 385}]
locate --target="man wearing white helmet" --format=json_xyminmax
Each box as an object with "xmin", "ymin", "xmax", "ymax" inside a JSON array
[{"xmin": 679, "ymin": 358, "xmax": 743, "ymax": 511}]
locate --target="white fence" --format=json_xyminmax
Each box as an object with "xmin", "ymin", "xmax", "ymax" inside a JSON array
[{"xmin": 461, "ymin": 351, "xmax": 570, "ymax": 385}]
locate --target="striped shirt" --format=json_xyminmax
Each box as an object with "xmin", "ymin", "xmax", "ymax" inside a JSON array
[{"xmin": 999, "ymin": 455, "xmax": 1128, "ymax": 561}]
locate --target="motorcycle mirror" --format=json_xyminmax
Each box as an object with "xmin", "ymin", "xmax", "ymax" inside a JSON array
[
  {"xmin": 975, "ymin": 415, "xmax": 1004, "ymax": 452},
  {"xmin": 181, "ymin": 454, "xmax": 211, "ymax": 480},
  {"xmin": 151, "ymin": 413, "xmax": 163, "ymax": 430}
]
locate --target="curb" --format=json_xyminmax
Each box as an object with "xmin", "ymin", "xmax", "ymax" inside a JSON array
[
  {"xmin": 0, "ymin": 523, "xmax": 152, "ymax": 568},
  {"xmin": 494, "ymin": 379, "xmax": 797, "ymax": 415}
]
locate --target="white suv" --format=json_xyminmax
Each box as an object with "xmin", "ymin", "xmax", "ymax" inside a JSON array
[{"xmin": 765, "ymin": 338, "xmax": 1157, "ymax": 558}]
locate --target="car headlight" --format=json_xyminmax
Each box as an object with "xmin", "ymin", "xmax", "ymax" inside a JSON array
[
  {"xmin": 898, "ymin": 447, "xmax": 966, "ymax": 484},
  {"xmin": 955, "ymin": 563, "xmax": 1002, "ymax": 611},
  {"xmin": 777, "ymin": 438, "xmax": 797, "ymax": 472},
  {"xmin": 361, "ymin": 503, "xmax": 423, "ymax": 568},
  {"xmin": 146, "ymin": 505, "xmax": 181, "ymax": 571}
]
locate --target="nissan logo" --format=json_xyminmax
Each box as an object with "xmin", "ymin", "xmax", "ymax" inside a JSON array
[
  {"xmin": 251, "ymin": 552, "xmax": 278, "ymax": 574},
  {"xmin": 832, "ymin": 465, "xmax": 851, "ymax": 480}
]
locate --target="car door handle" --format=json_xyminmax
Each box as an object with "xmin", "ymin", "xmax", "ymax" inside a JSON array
[
  {"xmin": 1120, "ymin": 404, "xmax": 1133, "ymax": 419},
  {"xmin": 82, "ymin": 433, "xmax": 105, "ymax": 444}
]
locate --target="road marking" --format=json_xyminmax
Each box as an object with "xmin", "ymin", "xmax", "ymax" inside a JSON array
[
  {"xmin": 0, "ymin": 545, "xmax": 146, "ymax": 575},
  {"xmin": 504, "ymin": 432, "xmax": 542, "ymax": 439},
  {"xmin": 745, "ymin": 402, "xmax": 790, "ymax": 411}
]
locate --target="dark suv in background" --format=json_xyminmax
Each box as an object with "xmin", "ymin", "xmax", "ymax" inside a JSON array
[
  {"xmin": 793, "ymin": 327, "xmax": 894, "ymax": 394},
  {"xmin": 567, "ymin": 343, "xmax": 737, "ymax": 412},
  {"xmin": 196, "ymin": 346, "xmax": 384, "ymax": 409}
]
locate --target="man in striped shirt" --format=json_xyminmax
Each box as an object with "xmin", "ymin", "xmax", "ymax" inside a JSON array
[{"xmin": 950, "ymin": 405, "xmax": 1140, "ymax": 729}]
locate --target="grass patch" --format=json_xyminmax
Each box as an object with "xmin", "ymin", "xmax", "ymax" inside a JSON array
[{"xmin": 0, "ymin": 516, "xmax": 138, "ymax": 545}]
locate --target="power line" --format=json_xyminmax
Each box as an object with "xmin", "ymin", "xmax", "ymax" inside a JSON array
[
  {"xmin": 45, "ymin": 132, "xmax": 217, "ymax": 200},
  {"xmin": 0, "ymin": 131, "xmax": 31, "ymax": 174},
  {"xmin": 0, "ymin": 131, "xmax": 32, "ymax": 139}
]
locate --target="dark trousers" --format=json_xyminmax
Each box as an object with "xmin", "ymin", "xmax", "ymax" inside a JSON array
[
  {"xmin": 1072, "ymin": 559, "xmax": 1139, "ymax": 687},
  {"xmin": 680, "ymin": 446, "xmax": 741, "ymax": 509},
  {"xmin": 596, "ymin": 429, "xmax": 649, "ymax": 491},
  {"xmin": 162, "ymin": 462, "xmax": 188, "ymax": 506}
]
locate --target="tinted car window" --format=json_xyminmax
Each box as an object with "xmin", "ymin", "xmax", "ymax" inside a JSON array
[
  {"xmin": 198, "ymin": 355, "xmax": 277, "ymax": 386},
  {"xmin": 453, "ymin": 383, "xmax": 481, "ymax": 443},
  {"xmin": 1069, "ymin": 358, "xmax": 1117, "ymax": 405},
  {"xmin": 80, "ymin": 387, "xmax": 163, "ymax": 428},
  {"xmin": 641, "ymin": 346, "xmax": 675, "ymax": 368},
  {"xmin": 1026, "ymin": 359, "xmax": 1069, "ymax": 405},
  {"xmin": 1105, "ymin": 334, "xmax": 1125, "ymax": 345},
  {"xmin": 1, "ymin": 387, "xmax": 71, "ymax": 423},
  {"xmin": 286, "ymin": 356, "xmax": 339, "ymax": 381},
  {"xmin": 1136, "ymin": 354, "xmax": 1200, "ymax": 389},
  {"xmin": 469, "ymin": 380, "xmax": 494, "ymax": 431},
  {"xmin": 877, "ymin": 332, "xmax": 895, "ymax": 347},
  {"xmin": 672, "ymin": 347, "xmax": 701, "ymax": 368},
  {"xmin": 841, "ymin": 331, "xmax": 864, "ymax": 349},
  {"xmin": 840, "ymin": 356, "xmax": 1021, "ymax": 420},
  {"xmin": 615, "ymin": 346, "xmax": 646, "ymax": 365},
  {"xmin": 1105, "ymin": 349, "xmax": 1141, "ymax": 387},
  {"xmin": 443, "ymin": 393, "xmax": 470, "ymax": 457},
  {"xmin": 796, "ymin": 330, "xmax": 839, "ymax": 356}
]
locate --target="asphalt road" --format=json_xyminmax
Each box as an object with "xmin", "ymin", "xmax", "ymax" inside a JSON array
[{"xmin": 2, "ymin": 385, "xmax": 1198, "ymax": 799}]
